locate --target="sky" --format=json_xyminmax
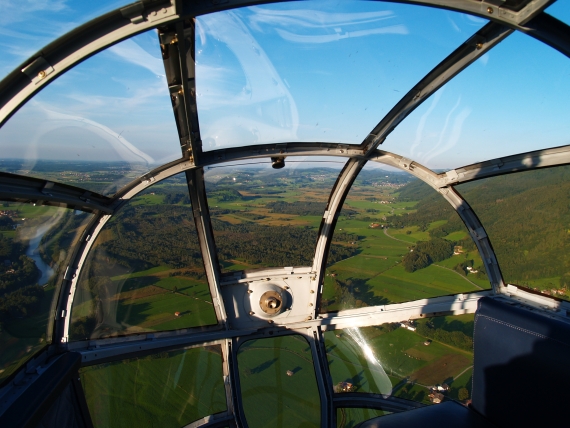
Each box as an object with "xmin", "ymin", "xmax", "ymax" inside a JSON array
[{"xmin": 0, "ymin": 0, "xmax": 569, "ymax": 173}]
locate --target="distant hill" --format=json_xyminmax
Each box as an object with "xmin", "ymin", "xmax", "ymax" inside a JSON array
[{"xmin": 390, "ymin": 166, "xmax": 570, "ymax": 288}]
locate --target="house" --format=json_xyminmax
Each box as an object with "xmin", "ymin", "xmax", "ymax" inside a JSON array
[
  {"xmin": 286, "ymin": 370, "xmax": 294, "ymax": 377},
  {"xmin": 174, "ymin": 312, "xmax": 181, "ymax": 317},
  {"xmin": 400, "ymin": 321, "xmax": 416, "ymax": 331},
  {"xmin": 429, "ymin": 392, "xmax": 445, "ymax": 404},
  {"xmin": 424, "ymin": 340, "xmax": 431, "ymax": 346}
]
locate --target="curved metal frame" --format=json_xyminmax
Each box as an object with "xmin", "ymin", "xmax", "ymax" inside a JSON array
[{"xmin": 1, "ymin": 0, "xmax": 570, "ymax": 426}]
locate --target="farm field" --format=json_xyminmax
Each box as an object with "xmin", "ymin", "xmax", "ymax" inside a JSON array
[
  {"xmin": 325, "ymin": 315, "xmax": 475, "ymax": 406},
  {"xmin": 80, "ymin": 346, "xmax": 226, "ymax": 428},
  {"xmin": 238, "ymin": 335, "xmax": 321, "ymax": 428}
]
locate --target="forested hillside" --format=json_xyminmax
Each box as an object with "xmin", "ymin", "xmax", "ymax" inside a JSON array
[{"xmin": 391, "ymin": 166, "xmax": 570, "ymax": 290}]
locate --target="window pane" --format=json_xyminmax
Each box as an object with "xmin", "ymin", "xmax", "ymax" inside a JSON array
[
  {"xmin": 205, "ymin": 158, "xmax": 344, "ymax": 272},
  {"xmin": 326, "ymin": 314, "xmax": 474, "ymax": 405},
  {"xmin": 0, "ymin": 31, "xmax": 181, "ymax": 196},
  {"xmin": 382, "ymin": 32, "xmax": 570, "ymax": 170},
  {"xmin": 0, "ymin": 203, "xmax": 92, "ymax": 385},
  {"xmin": 0, "ymin": 1, "xmax": 130, "ymax": 80},
  {"xmin": 337, "ymin": 408, "xmax": 388, "ymax": 428},
  {"xmin": 238, "ymin": 335, "xmax": 320, "ymax": 427},
  {"xmin": 196, "ymin": 1, "xmax": 486, "ymax": 151},
  {"xmin": 79, "ymin": 345, "xmax": 227, "ymax": 427},
  {"xmin": 70, "ymin": 174, "xmax": 217, "ymax": 340},
  {"xmin": 456, "ymin": 166, "xmax": 570, "ymax": 300},
  {"xmin": 322, "ymin": 167, "xmax": 488, "ymax": 313}
]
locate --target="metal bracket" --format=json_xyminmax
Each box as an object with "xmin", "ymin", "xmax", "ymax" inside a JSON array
[{"xmin": 21, "ymin": 56, "xmax": 54, "ymax": 84}]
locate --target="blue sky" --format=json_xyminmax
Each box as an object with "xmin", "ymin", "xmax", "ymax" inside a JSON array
[{"xmin": 0, "ymin": 0, "xmax": 569, "ymax": 172}]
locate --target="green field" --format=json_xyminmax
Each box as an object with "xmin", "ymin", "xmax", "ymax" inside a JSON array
[
  {"xmin": 80, "ymin": 346, "xmax": 226, "ymax": 427},
  {"xmin": 238, "ymin": 335, "xmax": 321, "ymax": 428},
  {"xmin": 325, "ymin": 316, "xmax": 474, "ymax": 406}
]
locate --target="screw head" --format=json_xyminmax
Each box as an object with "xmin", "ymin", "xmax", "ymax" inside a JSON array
[
  {"xmin": 487, "ymin": 6, "xmax": 493, "ymax": 14},
  {"xmin": 38, "ymin": 70, "xmax": 46, "ymax": 79}
]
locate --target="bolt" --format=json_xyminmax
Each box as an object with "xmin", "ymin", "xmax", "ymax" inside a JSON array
[
  {"xmin": 475, "ymin": 42, "xmax": 483, "ymax": 50},
  {"xmin": 38, "ymin": 70, "xmax": 46, "ymax": 79},
  {"xmin": 487, "ymin": 6, "xmax": 493, "ymax": 14}
]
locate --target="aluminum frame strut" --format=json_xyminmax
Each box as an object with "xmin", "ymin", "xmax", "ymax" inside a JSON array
[
  {"xmin": 159, "ymin": 19, "xmax": 203, "ymax": 163},
  {"xmin": 185, "ymin": 168, "xmax": 227, "ymax": 324},
  {"xmin": 313, "ymin": 158, "xmax": 366, "ymax": 315},
  {"xmin": 361, "ymin": 21, "xmax": 513, "ymax": 154},
  {"xmin": 0, "ymin": 172, "xmax": 113, "ymax": 214},
  {"xmin": 439, "ymin": 144, "xmax": 570, "ymax": 186}
]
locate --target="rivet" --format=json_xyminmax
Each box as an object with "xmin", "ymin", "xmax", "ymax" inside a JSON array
[
  {"xmin": 163, "ymin": 8, "xmax": 168, "ymax": 14},
  {"xmin": 487, "ymin": 6, "xmax": 493, "ymax": 14},
  {"xmin": 247, "ymin": 289, "xmax": 253, "ymax": 294},
  {"xmin": 249, "ymin": 311, "xmax": 255, "ymax": 315},
  {"xmin": 38, "ymin": 70, "xmax": 46, "ymax": 79},
  {"xmin": 475, "ymin": 42, "xmax": 483, "ymax": 50}
]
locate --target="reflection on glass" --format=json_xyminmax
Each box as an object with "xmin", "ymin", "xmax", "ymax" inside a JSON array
[
  {"xmin": 238, "ymin": 335, "xmax": 320, "ymax": 427},
  {"xmin": 0, "ymin": 1, "xmax": 131, "ymax": 80},
  {"xmin": 456, "ymin": 166, "xmax": 570, "ymax": 300},
  {"xmin": 79, "ymin": 345, "xmax": 227, "ymax": 427},
  {"xmin": 337, "ymin": 408, "xmax": 388, "ymax": 428},
  {"xmin": 382, "ymin": 32, "xmax": 570, "ymax": 170},
  {"xmin": 321, "ymin": 168, "xmax": 489, "ymax": 312},
  {"xmin": 196, "ymin": 1, "xmax": 486, "ymax": 151},
  {"xmin": 205, "ymin": 158, "xmax": 344, "ymax": 272},
  {"xmin": 0, "ymin": 30, "xmax": 181, "ymax": 196},
  {"xmin": 327, "ymin": 315, "xmax": 474, "ymax": 405},
  {"xmin": 0, "ymin": 203, "xmax": 92, "ymax": 385},
  {"xmin": 69, "ymin": 174, "xmax": 217, "ymax": 340}
]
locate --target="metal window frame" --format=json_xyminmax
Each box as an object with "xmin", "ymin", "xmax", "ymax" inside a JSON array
[{"xmin": 2, "ymin": 1, "xmax": 570, "ymax": 426}]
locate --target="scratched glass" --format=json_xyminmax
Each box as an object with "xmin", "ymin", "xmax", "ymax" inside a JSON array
[{"xmin": 196, "ymin": 1, "xmax": 486, "ymax": 150}]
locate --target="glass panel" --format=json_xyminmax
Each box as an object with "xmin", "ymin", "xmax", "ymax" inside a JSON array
[
  {"xmin": 79, "ymin": 345, "xmax": 227, "ymax": 427},
  {"xmin": 456, "ymin": 166, "xmax": 570, "ymax": 301},
  {"xmin": 382, "ymin": 32, "xmax": 570, "ymax": 170},
  {"xmin": 205, "ymin": 158, "xmax": 345, "ymax": 272},
  {"xmin": 546, "ymin": 1, "xmax": 570, "ymax": 27},
  {"xmin": 337, "ymin": 408, "xmax": 388, "ymax": 428},
  {"xmin": 322, "ymin": 167, "xmax": 489, "ymax": 313},
  {"xmin": 0, "ymin": 203, "xmax": 92, "ymax": 385},
  {"xmin": 326, "ymin": 314, "xmax": 474, "ymax": 405},
  {"xmin": 0, "ymin": 1, "xmax": 130, "ymax": 80},
  {"xmin": 0, "ymin": 30, "xmax": 181, "ymax": 196},
  {"xmin": 196, "ymin": 1, "xmax": 486, "ymax": 151},
  {"xmin": 238, "ymin": 335, "xmax": 320, "ymax": 427},
  {"xmin": 69, "ymin": 174, "xmax": 217, "ymax": 341}
]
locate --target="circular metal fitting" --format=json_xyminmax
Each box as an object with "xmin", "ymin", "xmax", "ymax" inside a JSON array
[{"xmin": 260, "ymin": 290, "xmax": 283, "ymax": 315}]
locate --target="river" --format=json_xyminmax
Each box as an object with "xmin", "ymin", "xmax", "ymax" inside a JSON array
[{"xmin": 26, "ymin": 223, "xmax": 54, "ymax": 286}]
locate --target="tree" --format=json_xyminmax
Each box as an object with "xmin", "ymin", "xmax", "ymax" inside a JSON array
[{"xmin": 458, "ymin": 388, "xmax": 469, "ymax": 401}]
